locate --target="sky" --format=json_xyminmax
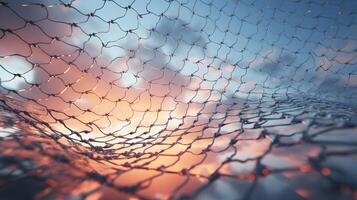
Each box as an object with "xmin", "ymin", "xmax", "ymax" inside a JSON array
[
  {"xmin": 0, "ymin": 0, "xmax": 356, "ymax": 101},
  {"xmin": 0, "ymin": 0, "xmax": 355, "ymax": 144}
]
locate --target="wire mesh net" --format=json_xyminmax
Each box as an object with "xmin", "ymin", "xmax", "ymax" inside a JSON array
[{"xmin": 0, "ymin": 0, "xmax": 356, "ymax": 199}]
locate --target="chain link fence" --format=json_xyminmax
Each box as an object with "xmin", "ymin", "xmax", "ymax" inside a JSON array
[{"xmin": 0, "ymin": 0, "xmax": 356, "ymax": 199}]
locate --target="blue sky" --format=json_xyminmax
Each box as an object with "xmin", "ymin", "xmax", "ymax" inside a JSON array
[{"xmin": 0, "ymin": 0, "xmax": 356, "ymax": 102}]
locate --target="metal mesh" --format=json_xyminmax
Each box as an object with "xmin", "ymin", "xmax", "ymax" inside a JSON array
[{"xmin": 0, "ymin": 0, "xmax": 356, "ymax": 199}]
